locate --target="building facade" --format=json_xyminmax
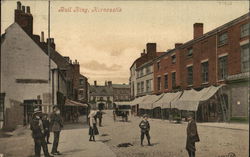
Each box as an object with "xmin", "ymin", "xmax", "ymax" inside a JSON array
[
  {"xmin": 153, "ymin": 13, "xmax": 249, "ymax": 120},
  {"xmin": 129, "ymin": 43, "xmax": 163, "ymax": 99},
  {"xmin": 113, "ymin": 84, "xmax": 130, "ymax": 102},
  {"xmin": 89, "ymin": 81, "xmax": 114, "ymax": 110}
]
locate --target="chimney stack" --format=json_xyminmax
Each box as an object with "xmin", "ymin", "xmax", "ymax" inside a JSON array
[
  {"xmin": 146, "ymin": 43, "xmax": 157, "ymax": 58},
  {"xmin": 17, "ymin": 1, "xmax": 21, "ymax": 10},
  {"xmin": 26, "ymin": 6, "xmax": 30, "ymax": 13},
  {"xmin": 41, "ymin": 32, "xmax": 44, "ymax": 42},
  {"xmin": 94, "ymin": 81, "xmax": 97, "ymax": 86},
  {"xmin": 22, "ymin": 6, "xmax": 25, "ymax": 12},
  {"xmin": 175, "ymin": 43, "xmax": 183, "ymax": 48},
  {"xmin": 108, "ymin": 81, "xmax": 112, "ymax": 87},
  {"xmin": 193, "ymin": 23, "xmax": 203, "ymax": 39},
  {"xmin": 15, "ymin": 2, "xmax": 33, "ymax": 35}
]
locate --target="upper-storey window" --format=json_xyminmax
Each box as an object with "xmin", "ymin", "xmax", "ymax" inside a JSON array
[
  {"xmin": 241, "ymin": 43, "xmax": 250, "ymax": 72},
  {"xmin": 157, "ymin": 61, "xmax": 160, "ymax": 71},
  {"xmin": 218, "ymin": 33, "xmax": 228, "ymax": 46},
  {"xmin": 201, "ymin": 61, "xmax": 209, "ymax": 83},
  {"xmin": 171, "ymin": 54, "xmax": 176, "ymax": 64},
  {"xmin": 241, "ymin": 23, "xmax": 250, "ymax": 38},
  {"xmin": 187, "ymin": 47, "xmax": 193, "ymax": 57}
]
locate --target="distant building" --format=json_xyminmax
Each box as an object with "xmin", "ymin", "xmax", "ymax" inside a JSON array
[
  {"xmin": 89, "ymin": 81, "xmax": 114, "ymax": 110},
  {"xmin": 112, "ymin": 83, "xmax": 130, "ymax": 102},
  {"xmin": 78, "ymin": 74, "xmax": 88, "ymax": 103}
]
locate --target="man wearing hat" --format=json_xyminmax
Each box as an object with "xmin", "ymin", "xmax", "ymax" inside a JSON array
[
  {"xmin": 186, "ymin": 112, "xmax": 200, "ymax": 157},
  {"xmin": 30, "ymin": 108, "xmax": 53, "ymax": 157},
  {"xmin": 50, "ymin": 106, "xmax": 63, "ymax": 155},
  {"xmin": 139, "ymin": 114, "xmax": 151, "ymax": 146}
]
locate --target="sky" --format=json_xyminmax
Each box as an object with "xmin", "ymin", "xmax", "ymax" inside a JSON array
[{"xmin": 1, "ymin": 0, "xmax": 249, "ymax": 85}]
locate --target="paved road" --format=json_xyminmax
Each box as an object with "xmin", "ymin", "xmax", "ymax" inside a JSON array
[{"xmin": 98, "ymin": 110, "xmax": 249, "ymax": 157}]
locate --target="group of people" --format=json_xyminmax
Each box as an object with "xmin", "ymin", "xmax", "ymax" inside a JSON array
[
  {"xmin": 139, "ymin": 113, "xmax": 200, "ymax": 157},
  {"xmin": 87, "ymin": 110, "xmax": 103, "ymax": 141},
  {"xmin": 30, "ymin": 106, "xmax": 63, "ymax": 157}
]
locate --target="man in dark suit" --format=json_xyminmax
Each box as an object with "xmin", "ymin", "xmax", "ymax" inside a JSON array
[
  {"xmin": 30, "ymin": 108, "xmax": 53, "ymax": 157},
  {"xmin": 186, "ymin": 112, "xmax": 200, "ymax": 157},
  {"xmin": 50, "ymin": 106, "xmax": 63, "ymax": 155},
  {"xmin": 139, "ymin": 114, "xmax": 151, "ymax": 146},
  {"xmin": 42, "ymin": 114, "xmax": 51, "ymax": 144}
]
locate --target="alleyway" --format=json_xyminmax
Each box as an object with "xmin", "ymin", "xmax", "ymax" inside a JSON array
[{"xmin": 98, "ymin": 110, "xmax": 248, "ymax": 157}]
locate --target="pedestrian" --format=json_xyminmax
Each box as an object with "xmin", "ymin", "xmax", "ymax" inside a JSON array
[
  {"xmin": 97, "ymin": 110, "xmax": 103, "ymax": 127},
  {"xmin": 50, "ymin": 106, "xmax": 63, "ymax": 155},
  {"xmin": 139, "ymin": 114, "xmax": 151, "ymax": 146},
  {"xmin": 88, "ymin": 110, "xmax": 99, "ymax": 141},
  {"xmin": 42, "ymin": 114, "xmax": 51, "ymax": 144},
  {"xmin": 186, "ymin": 112, "xmax": 200, "ymax": 157},
  {"xmin": 30, "ymin": 108, "xmax": 53, "ymax": 157}
]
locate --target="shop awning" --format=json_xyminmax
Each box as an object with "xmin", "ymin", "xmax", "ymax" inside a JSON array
[
  {"xmin": 114, "ymin": 101, "xmax": 131, "ymax": 106},
  {"xmin": 130, "ymin": 95, "xmax": 149, "ymax": 106},
  {"xmin": 171, "ymin": 85, "xmax": 223, "ymax": 111},
  {"xmin": 152, "ymin": 92, "xmax": 182, "ymax": 109},
  {"xmin": 139, "ymin": 94, "xmax": 164, "ymax": 109},
  {"xmin": 64, "ymin": 99, "xmax": 88, "ymax": 107}
]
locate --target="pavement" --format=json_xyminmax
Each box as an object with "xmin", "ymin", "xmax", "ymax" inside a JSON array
[{"xmin": 45, "ymin": 119, "xmax": 116, "ymax": 157}]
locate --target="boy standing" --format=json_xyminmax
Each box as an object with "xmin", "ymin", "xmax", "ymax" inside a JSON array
[{"xmin": 139, "ymin": 114, "xmax": 151, "ymax": 146}]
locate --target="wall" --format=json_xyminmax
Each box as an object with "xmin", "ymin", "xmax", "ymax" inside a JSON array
[{"xmin": 1, "ymin": 23, "xmax": 57, "ymax": 129}]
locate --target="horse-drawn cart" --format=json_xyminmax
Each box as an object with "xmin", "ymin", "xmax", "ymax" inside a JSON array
[{"xmin": 113, "ymin": 102, "xmax": 131, "ymax": 122}]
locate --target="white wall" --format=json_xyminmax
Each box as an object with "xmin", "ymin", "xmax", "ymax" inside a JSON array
[{"xmin": 1, "ymin": 23, "xmax": 58, "ymax": 113}]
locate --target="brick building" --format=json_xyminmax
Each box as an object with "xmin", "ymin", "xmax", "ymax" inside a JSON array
[{"xmin": 153, "ymin": 13, "xmax": 249, "ymax": 121}]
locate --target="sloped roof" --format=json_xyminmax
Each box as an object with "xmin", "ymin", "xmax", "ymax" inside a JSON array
[
  {"xmin": 89, "ymin": 85, "xmax": 113, "ymax": 96},
  {"xmin": 112, "ymin": 84, "xmax": 130, "ymax": 89}
]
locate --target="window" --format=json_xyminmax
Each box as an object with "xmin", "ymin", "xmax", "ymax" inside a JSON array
[
  {"xmin": 146, "ymin": 80, "xmax": 151, "ymax": 92},
  {"xmin": 218, "ymin": 33, "xmax": 228, "ymax": 46},
  {"xmin": 241, "ymin": 44, "xmax": 250, "ymax": 72},
  {"xmin": 140, "ymin": 69, "xmax": 144, "ymax": 77},
  {"xmin": 172, "ymin": 72, "xmax": 176, "ymax": 88},
  {"xmin": 187, "ymin": 66, "xmax": 193, "ymax": 85},
  {"xmin": 146, "ymin": 66, "xmax": 151, "ymax": 74},
  {"xmin": 201, "ymin": 61, "xmax": 209, "ymax": 83},
  {"xmin": 137, "ymin": 83, "xmax": 140, "ymax": 93},
  {"xmin": 107, "ymin": 96, "xmax": 110, "ymax": 101},
  {"xmin": 157, "ymin": 77, "xmax": 161, "ymax": 91},
  {"xmin": 164, "ymin": 74, "xmax": 168, "ymax": 89},
  {"xmin": 171, "ymin": 54, "xmax": 176, "ymax": 64},
  {"xmin": 157, "ymin": 61, "xmax": 160, "ymax": 71},
  {"xmin": 141, "ymin": 81, "xmax": 144, "ymax": 93},
  {"xmin": 241, "ymin": 23, "xmax": 249, "ymax": 38},
  {"xmin": 136, "ymin": 71, "xmax": 139, "ymax": 78},
  {"xmin": 79, "ymin": 79, "xmax": 84, "ymax": 85},
  {"xmin": 218, "ymin": 56, "xmax": 228, "ymax": 80},
  {"xmin": 187, "ymin": 48, "xmax": 193, "ymax": 57}
]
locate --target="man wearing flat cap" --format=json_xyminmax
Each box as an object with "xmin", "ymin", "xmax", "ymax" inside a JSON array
[
  {"xmin": 186, "ymin": 112, "xmax": 200, "ymax": 157},
  {"xmin": 50, "ymin": 105, "xmax": 63, "ymax": 155},
  {"xmin": 30, "ymin": 107, "xmax": 53, "ymax": 157},
  {"xmin": 139, "ymin": 114, "xmax": 151, "ymax": 146}
]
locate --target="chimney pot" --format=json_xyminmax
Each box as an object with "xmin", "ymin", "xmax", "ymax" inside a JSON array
[
  {"xmin": 175, "ymin": 43, "xmax": 183, "ymax": 48},
  {"xmin": 26, "ymin": 6, "xmax": 30, "ymax": 13},
  {"xmin": 193, "ymin": 23, "xmax": 204, "ymax": 39},
  {"xmin": 17, "ymin": 1, "xmax": 21, "ymax": 10},
  {"xmin": 41, "ymin": 32, "xmax": 44, "ymax": 42},
  {"xmin": 22, "ymin": 6, "xmax": 25, "ymax": 12},
  {"xmin": 94, "ymin": 81, "xmax": 97, "ymax": 86}
]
